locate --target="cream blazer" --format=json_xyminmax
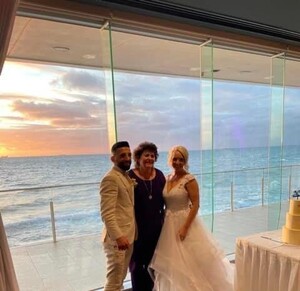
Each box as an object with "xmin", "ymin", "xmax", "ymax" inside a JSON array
[{"xmin": 100, "ymin": 166, "xmax": 136, "ymax": 244}]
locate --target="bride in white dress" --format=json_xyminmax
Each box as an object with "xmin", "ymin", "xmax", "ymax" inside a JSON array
[{"xmin": 149, "ymin": 146, "xmax": 234, "ymax": 291}]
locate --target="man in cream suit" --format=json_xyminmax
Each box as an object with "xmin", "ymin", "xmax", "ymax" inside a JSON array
[{"xmin": 100, "ymin": 141, "xmax": 136, "ymax": 291}]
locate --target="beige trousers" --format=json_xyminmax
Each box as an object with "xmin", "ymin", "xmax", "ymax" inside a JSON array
[{"xmin": 103, "ymin": 242, "xmax": 133, "ymax": 291}]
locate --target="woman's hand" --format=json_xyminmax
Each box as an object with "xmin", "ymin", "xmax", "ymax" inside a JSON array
[{"xmin": 178, "ymin": 225, "xmax": 188, "ymax": 241}]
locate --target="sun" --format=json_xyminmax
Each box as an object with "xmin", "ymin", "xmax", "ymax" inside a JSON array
[{"xmin": 0, "ymin": 145, "xmax": 9, "ymax": 157}]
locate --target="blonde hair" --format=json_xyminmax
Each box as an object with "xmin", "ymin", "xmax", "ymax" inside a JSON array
[{"xmin": 168, "ymin": 145, "xmax": 189, "ymax": 170}]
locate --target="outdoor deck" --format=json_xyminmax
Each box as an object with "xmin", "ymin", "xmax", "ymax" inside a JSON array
[{"xmin": 10, "ymin": 204, "xmax": 288, "ymax": 291}]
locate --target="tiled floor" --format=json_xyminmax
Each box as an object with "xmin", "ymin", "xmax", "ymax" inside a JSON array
[
  {"xmin": 11, "ymin": 235, "xmax": 107, "ymax": 291},
  {"xmin": 10, "ymin": 203, "xmax": 288, "ymax": 291}
]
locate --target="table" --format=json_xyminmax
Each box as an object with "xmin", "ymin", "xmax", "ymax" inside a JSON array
[{"xmin": 235, "ymin": 230, "xmax": 300, "ymax": 291}]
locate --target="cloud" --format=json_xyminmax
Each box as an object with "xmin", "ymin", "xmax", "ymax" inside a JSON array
[
  {"xmin": 114, "ymin": 73, "xmax": 201, "ymax": 150},
  {"xmin": 51, "ymin": 117, "xmax": 105, "ymax": 128},
  {"xmin": 0, "ymin": 93, "xmax": 45, "ymax": 101},
  {"xmin": 210, "ymin": 81, "xmax": 272, "ymax": 148},
  {"xmin": 114, "ymin": 72, "xmax": 200, "ymax": 101},
  {"xmin": 13, "ymin": 100, "xmax": 89, "ymax": 119},
  {"xmin": 50, "ymin": 69, "xmax": 106, "ymax": 94},
  {"xmin": 2, "ymin": 62, "xmax": 300, "ymax": 157},
  {"xmin": 11, "ymin": 98, "xmax": 107, "ymax": 128},
  {"xmin": 0, "ymin": 116, "xmax": 24, "ymax": 121}
]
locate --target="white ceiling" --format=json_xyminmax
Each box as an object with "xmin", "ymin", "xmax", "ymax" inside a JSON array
[{"xmin": 6, "ymin": 16, "xmax": 300, "ymax": 87}]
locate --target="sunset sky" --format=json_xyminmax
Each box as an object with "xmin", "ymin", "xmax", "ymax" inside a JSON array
[
  {"xmin": 0, "ymin": 60, "xmax": 299, "ymax": 157},
  {"xmin": 0, "ymin": 61, "xmax": 108, "ymax": 157}
]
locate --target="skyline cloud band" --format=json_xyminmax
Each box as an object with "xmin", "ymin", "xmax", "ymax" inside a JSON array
[{"xmin": 0, "ymin": 61, "xmax": 299, "ymax": 157}]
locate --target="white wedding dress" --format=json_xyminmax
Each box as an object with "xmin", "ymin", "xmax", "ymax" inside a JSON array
[{"xmin": 149, "ymin": 174, "xmax": 234, "ymax": 291}]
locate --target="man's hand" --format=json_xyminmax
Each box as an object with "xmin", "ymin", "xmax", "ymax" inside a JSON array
[{"xmin": 116, "ymin": 236, "xmax": 130, "ymax": 250}]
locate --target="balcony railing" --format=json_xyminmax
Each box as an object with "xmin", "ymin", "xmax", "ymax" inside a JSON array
[{"xmin": 1, "ymin": 164, "xmax": 300, "ymax": 246}]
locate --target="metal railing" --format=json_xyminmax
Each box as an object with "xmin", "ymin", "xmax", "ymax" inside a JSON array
[{"xmin": 1, "ymin": 164, "xmax": 300, "ymax": 244}]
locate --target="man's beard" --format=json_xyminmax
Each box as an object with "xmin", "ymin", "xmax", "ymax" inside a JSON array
[{"xmin": 118, "ymin": 161, "xmax": 131, "ymax": 171}]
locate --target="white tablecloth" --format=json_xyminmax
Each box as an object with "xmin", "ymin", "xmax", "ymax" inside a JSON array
[{"xmin": 235, "ymin": 230, "xmax": 300, "ymax": 291}]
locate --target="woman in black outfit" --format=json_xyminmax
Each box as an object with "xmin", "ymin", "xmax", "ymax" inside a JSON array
[{"xmin": 128, "ymin": 141, "xmax": 165, "ymax": 291}]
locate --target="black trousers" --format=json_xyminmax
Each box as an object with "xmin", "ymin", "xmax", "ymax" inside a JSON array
[{"xmin": 130, "ymin": 263, "xmax": 154, "ymax": 291}]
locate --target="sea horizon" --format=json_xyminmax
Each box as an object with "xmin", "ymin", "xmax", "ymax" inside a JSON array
[
  {"xmin": 1, "ymin": 145, "xmax": 300, "ymax": 247},
  {"xmin": 3, "ymin": 144, "xmax": 300, "ymax": 159}
]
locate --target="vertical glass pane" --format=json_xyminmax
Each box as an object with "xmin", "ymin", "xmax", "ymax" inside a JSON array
[
  {"xmin": 110, "ymin": 28, "xmax": 201, "ymax": 173},
  {"xmin": 102, "ymin": 22, "xmax": 117, "ymax": 146},
  {"xmin": 268, "ymin": 55, "xmax": 285, "ymax": 230},
  {"xmin": 0, "ymin": 16, "xmax": 114, "ymax": 290},
  {"xmin": 280, "ymin": 59, "xmax": 300, "ymax": 226},
  {"xmin": 200, "ymin": 42, "xmax": 214, "ymax": 230},
  {"xmin": 212, "ymin": 48, "xmax": 270, "ymax": 254}
]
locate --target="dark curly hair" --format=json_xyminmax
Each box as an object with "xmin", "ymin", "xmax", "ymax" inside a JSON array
[{"xmin": 133, "ymin": 141, "xmax": 159, "ymax": 168}]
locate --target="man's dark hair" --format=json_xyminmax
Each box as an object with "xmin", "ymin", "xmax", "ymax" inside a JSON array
[{"xmin": 111, "ymin": 141, "xmax": 130, "ymax": 154}]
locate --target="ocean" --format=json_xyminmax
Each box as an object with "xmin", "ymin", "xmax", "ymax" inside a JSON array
[{"xmin": 1, "ymin": 146, "xmax": 300, "ymax": 247}]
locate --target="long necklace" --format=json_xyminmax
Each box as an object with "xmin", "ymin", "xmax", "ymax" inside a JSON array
[{"xmin": 142, "ymin": 179, "xmax": 153, "ymax": 200}]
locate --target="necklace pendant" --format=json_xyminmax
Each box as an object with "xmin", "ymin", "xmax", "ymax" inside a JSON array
[{"xmin": 149, "ymin": 195, "xmax": 152, "ymax": 200}]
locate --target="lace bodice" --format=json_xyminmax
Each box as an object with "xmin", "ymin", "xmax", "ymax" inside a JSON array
[{"xmin": 163, "ymin": 174, "xmax": 195, "ymax": 212}]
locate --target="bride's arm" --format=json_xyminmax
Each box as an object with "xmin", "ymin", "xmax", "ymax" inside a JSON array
[{"xmin": 178, "ymin": 179, "xmax": 199, "ymax": 241}]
